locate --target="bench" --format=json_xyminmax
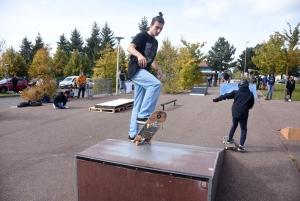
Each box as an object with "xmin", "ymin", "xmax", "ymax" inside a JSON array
[{"xmin": 161, "ymin": 99, "xmax": 177, "ymax": 110}]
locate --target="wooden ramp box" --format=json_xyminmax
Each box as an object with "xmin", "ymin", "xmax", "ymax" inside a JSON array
[
  {"xmin": 280, "ymin": 127, "xmax": 300, "ymax": 141},
  {"xmin": 75, "ymin": 139, "xmax": 224, "ymax": 201}
]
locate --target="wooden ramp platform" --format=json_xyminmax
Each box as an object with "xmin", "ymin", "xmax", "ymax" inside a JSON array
[{"xmin": 88, "ymin": 99, "xmax": 134, "ymax": 113}]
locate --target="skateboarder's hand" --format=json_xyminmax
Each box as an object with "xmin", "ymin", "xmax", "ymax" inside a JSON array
[
  {"xmin": 213, "ymin": 98, "xmax": 219, "ymax": 102},
  {"xmin": 137, "ymin": 54, "xmax": 147, "ymax": 68}
]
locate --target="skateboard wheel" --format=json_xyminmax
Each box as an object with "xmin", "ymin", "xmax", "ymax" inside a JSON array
[
  {"xmin": 225, "ymin": 147, "xmax": 229, "ymax": 150},
  {"xmin": 135, "ymin": 141, "xmax": 139, "ymax": 146},
  {"xmin": 148, "ymin": 141, "xmax": 151, "ymax": 145}
]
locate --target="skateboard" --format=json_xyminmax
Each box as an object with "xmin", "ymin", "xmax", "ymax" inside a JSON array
[
  {"xmin": 223, "ymin": 136, "xmax": 236, "ymax": 150},
  {"xmin": 134, "ymin": 110, "xmax": 167, "ymax": 146}
]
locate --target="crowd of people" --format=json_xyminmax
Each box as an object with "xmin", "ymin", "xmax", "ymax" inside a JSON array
[{"xmin": 206, "ymin": 71, "xmax": 231, "ymax": 87}]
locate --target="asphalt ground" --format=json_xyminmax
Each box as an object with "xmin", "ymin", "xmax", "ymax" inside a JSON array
[{"xmin": 0, "ymin": 86, "xmax": 299, "ymax": 201}]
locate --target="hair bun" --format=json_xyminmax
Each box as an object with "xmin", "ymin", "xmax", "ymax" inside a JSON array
[{"xmin": 159, "ymin": 12, "xmax": 163, "ymax": 17}]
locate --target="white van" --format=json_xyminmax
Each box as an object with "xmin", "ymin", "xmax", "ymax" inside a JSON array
[{"xmin": 59, "ymin": 76, "xmax": 78, "ymax": 89}]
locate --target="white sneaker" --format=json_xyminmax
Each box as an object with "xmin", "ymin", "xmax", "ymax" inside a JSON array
[
  {"xmin": 53, "ymin": 104, "xmax": 57, "ymax": 109},
  {"xmin": 288, "ymin": 99, "xmax": 291, "ymax": 102},
  {"xmin": 65, "ymin": 106, "xmax": 69, "ymax": 109}
]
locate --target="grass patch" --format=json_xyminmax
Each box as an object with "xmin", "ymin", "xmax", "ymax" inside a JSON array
[
  {"xmin": 259, "ymin": 83, "xmax": 300, "ymax": 101},
  {"xmin": 0, "ymin": 93, "xmax": 19, "ymax": 97}
]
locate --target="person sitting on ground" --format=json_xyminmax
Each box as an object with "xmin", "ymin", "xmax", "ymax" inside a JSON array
[
  {"xmin": 53, "ymin": 91, "xmax": 70, "ymax": 109},
  {"xmin": 212, "ymin": 79, "xmax": 255, "ymax": 152}
]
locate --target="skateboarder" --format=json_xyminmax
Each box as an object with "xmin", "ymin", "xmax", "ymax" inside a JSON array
[
  {"xmin": 127, "ymin": 12, "xmax": 165, "ymax": 142},
  {"xmin": 213, "ymin": 79, "xmax": 255, "ymax": 151}
]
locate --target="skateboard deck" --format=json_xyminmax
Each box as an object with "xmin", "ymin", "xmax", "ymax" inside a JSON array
[
  {"xmin": 223, "ymin": 136, "xmax": 236, "ymax": 150},
  {"xmin": 134, "ymin": 110, "xmax": 167, "ymax": 146}
]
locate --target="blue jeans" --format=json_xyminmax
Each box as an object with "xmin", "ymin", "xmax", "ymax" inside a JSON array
[
  {"xmin": 266, "ymin": 85, "xmax": 274, "ymax": 99},
  {"xmin": 129, "ymin": 69, "xmax": 162, "ymax": 138},
  {"xmin": 229, "ymin": 117, "xmax": 248, "ymax": 146},
  {"xmin": 54, "ymin": 102, "xmax": 67, "ymax": 109},
  {"xmin": 119, "ymin": 80, "xmax": 127, "ymax": 93}
]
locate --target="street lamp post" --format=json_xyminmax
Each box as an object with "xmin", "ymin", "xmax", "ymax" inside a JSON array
[
  {"xmin": 114, "ymin": 37, "xmax": 124, "ymax": 96},
  {"xmin": 244, "ymin": 41, "xmax": 249, "ymax": 77},
  {"xmin": 4, "ymin": 64, "xmax": 9, "ymax": 92}
]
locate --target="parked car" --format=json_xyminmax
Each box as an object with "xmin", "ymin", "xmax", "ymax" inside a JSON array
[
  {"xmin": 59, "ymin": 76, "xmax": 78, "ymax": 89},
  {"xmin": 0, "ymin": 78, "xmax": 28, "ymax": 93},
  {"xmin": 277, "ymin": 79, "xmax": 286, "ymax": 84}
]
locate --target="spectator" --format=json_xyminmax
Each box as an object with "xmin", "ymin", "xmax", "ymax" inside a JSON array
[
  {"xmin": 224, "ymin": 71, "xmax": 230, "ymax": 83},
  {"xmin": 265, "ymin": 72, "xmax": 275, "ymax": 100},
  {"xmin": 119, "ymin": 69, "xmax": 127, "ymax": 93},
  {"xmin": 76, "ymin": 72, "xmax": 86, "ymax": 98},
  {"xmin": 12, "ymin": 74, "xmax": 18, "ymax": 94},
  {"xmin": 286, "ymin": 76, "xmax": 295, "ymax": 102}
]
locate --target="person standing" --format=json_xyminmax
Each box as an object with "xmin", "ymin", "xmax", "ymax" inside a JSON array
[
  {"xmin": 224, "ymin": 71, "xmax": 229, "ymax": 83},
  {"xmin": 119, "ymin": 69, "xmax": 127, "ymax": 93},
  {"xmin": 127, "ymin": 12, "xmax": 164, "ymax": 142},
  {"xmin": 76, "ymin": 72, "xmax": 86, "ymax": 98},
  {"xmin": 257, "ymin": 75, "xmax": 262, "ymax": 90},
  {"xmin": 213, "ymin": 79, "xmax": 255, "ymax": 151},
  {"xmin": 12, "ymin": 74, "xmax": 18, "ymax": 94},
  {"xmin": 218, "ymin": 71, "xmax": 223, "ymax": 84},
  {"xmin": 286, "ymin": 75, "xmax": 295, "ymax": 102},
  {"xmin": 206, "ymin": 73, "xmax": 212, "ymax": 87},
  {"xmin": 213, "ymin": 71, "xmax": 218, "ymax": 86},
  {"xmin": 262, "ymin": 75, "xmax": 267, "ymax": 90},
  {"xmin": 265, "ymin": 72, "xmax": 275, "ymax": 100}
]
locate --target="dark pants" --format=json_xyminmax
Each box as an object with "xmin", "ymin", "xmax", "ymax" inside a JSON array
[
  {"xmin": 287, "ymin": 89, "xmax": 293, "ymax": 99},
  {"xmin": 77, "ymin": 87, "xmax": 85, "ymax": 98},
  {"xmin": 13, "ymin": 84, "xmax": 17, "ymax": 93},
  {"xmin": 228, "ymin": 117, "xmax": 248, "ymax": 146}
]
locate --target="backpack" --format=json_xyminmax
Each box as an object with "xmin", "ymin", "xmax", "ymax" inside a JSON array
[
  {"xmin": 29, "ymin": 101, "xmax": 42, "ymax": 106},
  {"xmin": 17, "ymin": 102, "xmax": 29, "ymax": 107}
]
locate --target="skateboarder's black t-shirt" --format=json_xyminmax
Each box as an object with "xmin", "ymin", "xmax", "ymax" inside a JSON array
[{"xmin": 128, "ymin": 32, "xmax": 158, "ymax": 79}]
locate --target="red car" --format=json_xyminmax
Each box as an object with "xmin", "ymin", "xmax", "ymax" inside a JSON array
[{"xmin": 0, "ymin": 78, "xmax": 28, "ymax": 93}]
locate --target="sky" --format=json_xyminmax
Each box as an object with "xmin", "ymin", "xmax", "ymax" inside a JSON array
[{"xmin": 1, "ymin": 0, "xmax": 300, "ymax": 61}]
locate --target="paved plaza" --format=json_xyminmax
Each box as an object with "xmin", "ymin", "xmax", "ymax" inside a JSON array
[{"xmin": 0, "ymin": 86, "xmax": 299, "ymax": 200}]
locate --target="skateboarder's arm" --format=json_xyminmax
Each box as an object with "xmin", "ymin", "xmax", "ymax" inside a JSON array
[
  {"xmin": 151, "ymin": 60, "xmax": 163, "ymax": 79},
  {"xmin": 127, "ymin": 43, "xmax": 147, "ymax": 68},
  {"xmin": 213, "ymin": 91, "xmax": 235, "ymax": 102}
]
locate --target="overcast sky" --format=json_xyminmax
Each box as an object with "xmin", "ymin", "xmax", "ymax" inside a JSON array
[{"xmin": 1, "ymin": 0, "xmax": 300, "ymax": 60}]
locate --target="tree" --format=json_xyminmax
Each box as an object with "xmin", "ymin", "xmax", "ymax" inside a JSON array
[
  {"xmin": 69, "ymin": 28, "xmax": 84, "ymax": 54},
  {"xmin": 155, "ymin": 38, "xmax": 179, "ymax": 93},
  {"xmin": 19, "ymin": 36, "xmax": 33, "ymax": 65},
  {"xmin": 57, "ymin": 33, "xmax": 70, "ymax": 57},
  {"xmin": 206, "ymin": 37, "xmax": 236, "ymax": 71},
  {"xmin": 100, "ymin": 22, "xmax": 115, "ymax": 50},
  {"xmin": 132, "ymin": 17, "xmax": 150, "ymax": 39},
  {"xmin": 0, "ymin": 47, "xmax": 28, "ymax": 78},
  {"xmin": 31, "ymin": 32, "xmax": 45, "ymax": 59},
  {"xmin": 64, "ymin": 49, "xmax": 82, "ymax": 76},
  {"xmin": 81, "ymin": 53, "xmax": 92, "ymax": 76},
  {"xmin": 276, "ymin": 22, "xmax": 300, "ymax": 77},
  {"xmin": 23, "ymin": 46, "xmax": 57, "ymax": 102},
  {"xmin": 237, "ymin": 46, "xmax": 259, "ymax": 73},
  {"xmin": 139, "ymin": 17, "xmax": 150, "ymax": 32},
  {"xmin": 85, "ymin": 22, "xmax": 101, "ymax": 68},
  {"xmin": 29, "ymin": 46, "xmax": 52, "ymax": 78},
  {"xmin": 52, "ymin": 46, "xmax": 68, "ymax": 78},
  {"xmin": 94, "ymin": 43, "xmax": 126, "ymax": 91}
]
